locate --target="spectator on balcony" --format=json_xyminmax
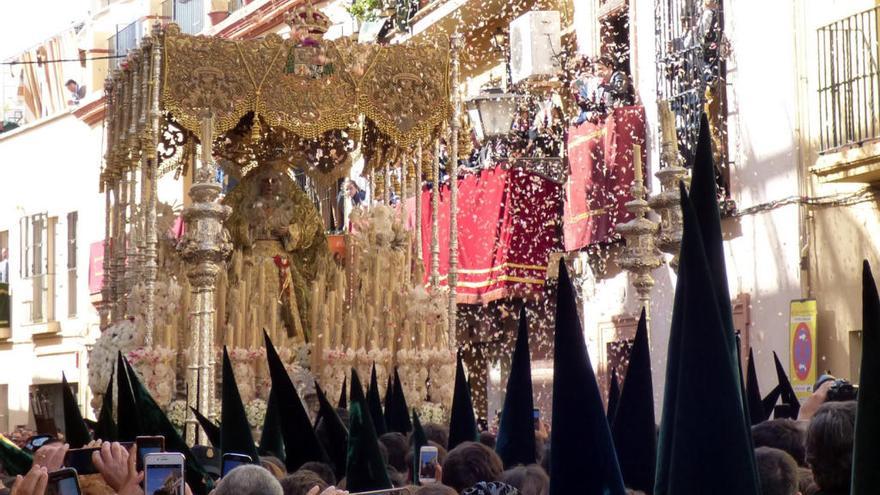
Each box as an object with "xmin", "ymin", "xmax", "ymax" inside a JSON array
[{"xmin": 66, "ymin": 80, "xmax": 86, "ymax": 106}]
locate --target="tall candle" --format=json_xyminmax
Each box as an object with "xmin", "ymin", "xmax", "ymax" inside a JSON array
[{"xmin": 633, "ymin": 144, "xmax": 643, "ymax": 185}]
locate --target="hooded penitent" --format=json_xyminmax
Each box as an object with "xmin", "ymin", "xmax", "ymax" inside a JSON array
[
  {"xmin": 447, "ymin": 350, "xmax": 478, "ymax": 450},
  {"xmin": 221, "ymin": 346, "xmax": 259, "ymax": 462},
  {"xmin": 496, "ymin": 306, "xmax": 536, "ymax": 468},
  {"xmin": 852, "ymin": 261, "xmax": 880, "ymax": 494},
  {"xmin": 61, "ymin": 372, "xmax": 92, "ymax": 448},
  {"xmin": 345, "ymin": 368, "xmax": 393, "ymax": 492}
]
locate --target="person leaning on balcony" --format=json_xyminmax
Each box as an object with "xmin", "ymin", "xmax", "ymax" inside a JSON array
[{"xmin": 66, "ymin": 79, "xmax": 86, "ymax": 106}]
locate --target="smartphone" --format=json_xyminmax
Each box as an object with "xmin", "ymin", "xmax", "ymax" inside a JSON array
[
  {"xmin": 533, "ymin": 408, "xmax": 540, "ymax": 430},
  {"xmin": 46, "ymin": 468, "xmax": 81, "ymax": 495},
  {"xmin": 63, "ymin": 447, "xmax": 101, "ymax": 476},
  {"xmin": 221, "ymin": 453, "xmax": 252, "ymax": 477},
  {"xmin": 144, "ymin": 452, "xmax": 185, "ymax": 495},
  {"xmin": 136, "ymin": 436, "xmax": 166, "ymax": 472},
  {"xmin": 418, "ymin": 445, "xmax": 439, "ymax": 484}
]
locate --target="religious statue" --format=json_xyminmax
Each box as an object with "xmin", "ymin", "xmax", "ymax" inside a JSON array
[{"xmin": 224, "ymin": 161, "xmax": 328, "ymax": 347}]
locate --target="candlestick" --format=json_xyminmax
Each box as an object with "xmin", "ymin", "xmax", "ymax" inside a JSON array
[{"xmin": 633, "ymin": 144, "xmax": 643, "ymax": 185}]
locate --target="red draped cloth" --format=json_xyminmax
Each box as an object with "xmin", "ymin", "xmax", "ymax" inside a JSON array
[
  {"xmin": 416, "ymin": 164, "xmax": 563, "ymax": 304},
  {"xmin": 563, "ymin": 106, "xmax": 647, "ymax": 251}
]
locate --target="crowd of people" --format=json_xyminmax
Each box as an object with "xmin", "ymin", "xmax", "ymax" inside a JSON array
[{"xmin": 1, "ymin": 117, "xmax": 877, "ymax": 495}]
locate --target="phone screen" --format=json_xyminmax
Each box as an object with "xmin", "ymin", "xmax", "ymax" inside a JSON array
[
  {"xmin": 63, "ymin": 448, "xmax": 100, "ymax": 475},
  {"xmin": 46, "ymin": 470, "xmax": 81, "ymax": 495},
  {"xmin": 222, "ymin": 457, "xmax": 247, "ymax": 477},
  {"xmin": 145, "ymin": 464, "xmax": 185, "ymax": 495},
  {"xmin": 136, "ymin": 437, "xmax": 165, "ymax": 471},
  {"xmin": 418, "ymin": 448, "xmax": 438, "ymax": 481},
  {"xmin": 533, "ymin": 408, "xmax": 540, "ymax": 429}
]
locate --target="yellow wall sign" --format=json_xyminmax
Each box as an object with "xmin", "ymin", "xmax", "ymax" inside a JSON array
[{"xmin": 790, "ymin": 299, "xmax": 818, "ymax": 400}]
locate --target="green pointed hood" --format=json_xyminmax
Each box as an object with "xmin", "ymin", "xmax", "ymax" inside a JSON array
[
  {"xmin": 411, "ymin": 410, "xmax": 429, "ymax": 485},
  {"xmin": 852, "ymin": 260, "xmax": 880, "ymax": 494},
  {"xmin": 346, "ymin": 368, "xmax": 393, "ymax": 492},
  {"xmin": 315, "ymin": 381, "xmax": 349, "ymax": 480},
  {"xmin": 383, "ymin": 376, "xmax": 394, "ymax": 431},
  {"xmin": 654, "ymin": 185, "xmax": 760, "ymax": 495},
  {"xmin": 189, "ymin": 407, "xmax": 220, "ymax": 448},
  {"xmin": 549, "ymin": 262, "xmax": 626, "ymax": 495},
  {"xmin": 386, "ymin": 367, "xmax": 412, "ymax": 434},
  {"xmin": 448, "ymin": 351, "xmax": 478, "ymax": 450},
  {"xmin": 338, "ymin": 376, "xmax": 348, "ymax": 410},
  {"xmin": 121, "ymin": 356, "xmax": 210, "ymax": 494},
  {"xmin": 61, "ymin": 372, "xmax": 92, "ymax": 448},
  {"xmin": 496, "ymin": 306, "xmax": 536, "ymax": 468},
  {"xmin": 259, "ymin": 387, "xmax": 285, "ymax": 462},
  {"xmin": 367, "ymin": 363, "xmax": 388, "ymax": 435},
  {"xmin": 745, "ymin": 348, "xmax": 766, "ymax": 425},
  {"xmin": 94, "ymin": 368, "xmax": 117, "ymax": 442},
  {"xmin": 221, "ymin": 347, "xmax": 259, "ymax": 462},
  {"xmin": 0, "ymin": 433, "xmax": 33, "ymax": 476},
  {"xmin": 610, "ymin": 308, "xmax": 655, "ymax": 494},
  {"xmin": 264, "ymin": 331, "xmax": 329, "ymax": 471},
  {"xmin": 115, "ymin": 351, "xmax": 140, "ymax": 442},
  {"xmin": 607, "ymin": 367, "xmax": 620, "ymax": 422}
]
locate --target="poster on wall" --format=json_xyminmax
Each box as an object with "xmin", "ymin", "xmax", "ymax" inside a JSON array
[{"xmin": 789, "ymin": 299, "xmax": 818, "ymax": 400}]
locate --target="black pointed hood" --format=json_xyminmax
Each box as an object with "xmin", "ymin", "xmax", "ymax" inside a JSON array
[
  {"xmin": 607, "ymin": 368, "xmax": 620, "ymax": 422},
  {"xmin": 258, "ymin": 388, "xmax": 285, "ymax": 463},
  {"xmin": 115, "ymin": 351, "xmax": 140, "ymax": 442},
  {"xmin": 315, "ymin": 381, "xmax": 349, "ymax": 480},
  {"xmin": 448, "ymin": 350, "xmax": 478, "ymax": 450},
  {"xmin": 745, "ymin": 348, "xmax": 765, "ymax": 425},
  {"xmin": 611, "ymin": 308, "xmax": 655, "ymax": 494},
  {"xmin": 61, "ymin": 373, "xmax": 92, "ymax": 448},
  {"xmin": 221, "ymin": 347, "xmax": 259, "ymax": 462},
  {"xmin": 94, "ymin": 369, "xmax": 117, "ymax": 442},
  {"xmin": 772, "ymin": 351, "xmax": 800, "ymax": 419},
  {"xmin": 189, "ymin": 407, "xmax": 220, "ymax": 448},
  {"xmin": 386, "ymin": 367, "xmax": 412, "ymax": 434},
  {"xmin": 654, "ymin": 185, "xmax": 760, "ymax": 495},
  {"xmin": 264, "ymin": 330, "xmax": 329, "ymax": 471},
  {"xmin": 367, "ymin": 364, "xmax": 388, "ymax": 435},
  {"xmin": 852, "ymin": 261, "xmax": 880, "ymax": 494},
  {"xmin": 346, "ymin": 368, "xmax": 392, "ymax": 492},
  {"xmin": 338, "ymin": 376, "xmax": 348, "ymax": 410},
  {"xmin": 549, "ymin": 262, "xmax": 626, "ymax": 495},
  {"xmin": 496, "ymin": 306, "xmax": 536, "ymax": 468}
]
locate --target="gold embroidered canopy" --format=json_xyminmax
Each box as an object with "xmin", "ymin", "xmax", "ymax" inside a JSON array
[{"xmin": 161, "ymin": 24, "xmax": 452, "ymax": 149}]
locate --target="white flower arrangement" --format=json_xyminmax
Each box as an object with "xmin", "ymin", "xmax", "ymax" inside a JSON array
[
  {"xmin": 88, "ymin": 318, "xmax": 143, "ymax": 414},
  {"xmin": 427, "ymin": 349, "xmax": 456, "ymax": 409},
  {"xmin": 167, "ymin": 399, "xmax": 188, "ymax": 430},
  {"xmin": 321, "ymin": 347, "xmax": 356, "ymax": 402},
  {"xmin": 417, "ymin": 402, "xmax": 448, "ymax": 425},
  {"xmin": 245, "ymin": 398, "xmax": 268, "ymax": 429},
  {"xmin": 226, "ymin": 347, "xmax": 262, "ymax": 403},
  {"xmin": 128, "ymin": 347, "xmax": 177, "ymax": 408}
]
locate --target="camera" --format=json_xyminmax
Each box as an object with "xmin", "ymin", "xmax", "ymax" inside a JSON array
[{"xmin": 815, "ymin": 374, "xmax": 859, "ymax": 402}]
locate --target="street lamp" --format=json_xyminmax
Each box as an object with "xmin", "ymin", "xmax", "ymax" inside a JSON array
[{"xmin": 466, "ymin": 88, "xmax": 520, "ymax": 138}]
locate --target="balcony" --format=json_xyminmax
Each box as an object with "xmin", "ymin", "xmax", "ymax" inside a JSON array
[
  {"xmin": 108, "ymin": 20, "xmax": 142, "ymax": 71},
  {"xmin": 814, "ymin": 6, "xmax": 880, "ymax": 184},
  {"xmin": 162, "ymin": 0, "xmax": 205, "ymax": 35}
]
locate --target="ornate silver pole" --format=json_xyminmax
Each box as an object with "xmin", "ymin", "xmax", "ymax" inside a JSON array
[
  {"xmin": 447, "ymin": 33, "xmax": 462, "ymax": 347},
  {"xmin": 126, "ymin": 50, "xmax": 142, "ymax": 295},
  {"xmin": 178, "ymin": 111, "xmax": 231, "ymax": 444},
  {"xmin": 430, "ymin": 138, "xmax": 441, "ymax": 287},
  {"xmin": 414, "ymin": 139, "xmax": 423, "ymax": 266},
  {"xmin": 142, "ymin": 24, "xmax": 163, "ymax": 347},
  {"xmin": 115, "ymin": 66, "xmax": 131, "ymax": 318},
  {"xmin": 101, "ymin": 76, "xmax": 116, "ymax": 326}
]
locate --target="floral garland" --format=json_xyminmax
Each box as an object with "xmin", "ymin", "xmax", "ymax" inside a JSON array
[
  {"xmin": 167, "ymin": 399, "xmax": 188, "ymax": 430},
  {"xmin": 396, "ymin": 349, "xmax": 429, "ymax": 407},
  {"xmin": 417, "ymin": 402, "xmax": 448, "ymax": 425},
  {"xmin": 426, "ymin": 348, "xmax": 456, "ymax": 409},
  {"xmin": 226, "ymin": 347, "xmax": 262, "ymax": 403},
  {"xmin": 88, "ymin": 318, "xmax": 143, "ymax": 413},
  {"xmin": 127, "ymin": 346, "xmax": 177, "ymax": 408}
]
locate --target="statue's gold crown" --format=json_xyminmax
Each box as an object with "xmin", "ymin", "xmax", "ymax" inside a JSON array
[{"xmin": 285, "ymin": 3, "xmax": 331, "ymax": 37}]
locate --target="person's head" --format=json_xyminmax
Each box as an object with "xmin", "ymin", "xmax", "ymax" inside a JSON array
[
  {"xmin": 478, "ymin": 431, "xmax": 496, "ymax": 449},
  {"xmin": 280, "ymin": 469, "xmax": 327, "ymax": 495},
  {"xmin": 415, "ymin": 484, "xmax": 458, "ymax": 495},
  {"xmin": 752, "ymin": 418, "xmax": 807, "ymax": 466},
  {"xmin": 806, "ymin": 401, "xmax": 857, "ymax": 494},
  {"xmin": 461, "ymin": 481, "xmax": 520, "ymax": 495},
  {"xmin": 214, "ymin": 464, "xmax": 283, "ymax": 495},
  {"xmin": 65, "ymin": 79, "xmax": 78, "ymax": 92},
  {"xmin": 298, "ymin": 461, "xmax": 335, "ymax": 486},
  {"xmin": 755, "ymin": 447, "xmax": 800, "ymax": 495},
  {"xmin": 499, "ymin": 465, "xmax": 549, "ymax": 495},
  {"xmin": 346, "ymin": 180, "xmax": 360, "ymax": 198},
  {"xmin": 441, "ymin": 441, "xmax": 503, "ymax": 493},
  {"xmin": 423, "ymin": 423, "xmax": 450, "ymax": 450},
  {"xmin": 260, "ymin": 456, "xmax": 287, "ymax": 479},
  {"xmin": 594, "ymin": 56, "xmax": 615, "ymax": 81},
  {"xmin": 380, "ymin": 432, "xmax": 410, "ymax": 473}
]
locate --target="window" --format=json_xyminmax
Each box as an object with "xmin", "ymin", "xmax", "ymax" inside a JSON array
[
  {"xmin": 817, "ymin": 7, "xmax": 880, "ymax": 153},
  {"xmin": 656, "ymin": 0, "xmax": 730, "ymax": 197},
  {"xmin": 19, "ymin": 213, "xmax": 55, "ymax": 323},
  {"xmin": 67, "ymin": 212, "xmax": 77, "ymax": 318}
]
